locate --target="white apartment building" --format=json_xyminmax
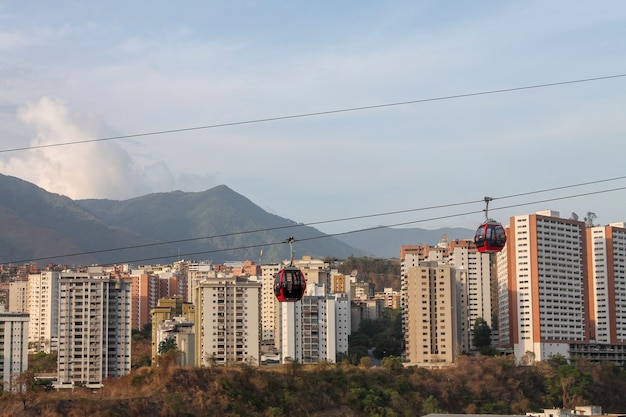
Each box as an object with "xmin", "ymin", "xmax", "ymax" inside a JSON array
[
  {"xmin": 8, "ymin": 281, "xmax": 28, "ymax": 313},
  {"xmin": 27, "ymin": 271, "xmax": 59, "ymax": 353},
  {"xmin": 445, "ymin": 240, "xmax": 493, "ymax": 352},
  {"xmin": 194, "ymin": 275, "xmax": 261, "ymax": 366},
  {"xmin": 156, "ymin": 317, "xmax": 195, "ymax": 367},
  {"xmin": 0, "ymin": 307, "xmax": 29, "ymax": 391},
  {"xmin": 56, "ymin": 271, "xmax": 132, "ymax": 388},
  {"xmin": 279, "ymin": 284, "xmax": 350, "ymax": 364},
  {"xmin": 586, "ymin": 222, "xmax": 626, "ymax": 344},
  {"xmin": 500, "ymin": 210, "xmax": 588, "ymax": 364}
]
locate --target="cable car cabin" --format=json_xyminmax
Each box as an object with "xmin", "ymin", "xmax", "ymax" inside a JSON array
[
  {"xmin": 474, "ymin": 221, "xmax": 507, "ymax": 253},
  {"xmin": 274, "ymin": 267, "xmax": 307, "ymax": 302}
]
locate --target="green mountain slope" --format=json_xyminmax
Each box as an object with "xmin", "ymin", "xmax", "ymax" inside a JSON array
[
  {"xmin": 78, "ymin": 185, "xmax": 365, "ymax": 264},
  {"xmin": 0, "ymin": 174, "xmax": 152, "ymax": 266},
  {"xmin": 0, "ymin": 174, "xmax": 366, "ymax": 266}
]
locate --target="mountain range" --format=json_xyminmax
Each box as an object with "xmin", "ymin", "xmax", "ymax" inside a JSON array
[{"xmin": 0, "ymin": 173, "xmax": 473, "ymax": 266}]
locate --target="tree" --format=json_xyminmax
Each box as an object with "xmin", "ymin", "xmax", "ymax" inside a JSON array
[
  {"xmin": 359, "ymin": 356, "xmax": 372, "ymax": 368},
  {"xmin": 12, "ymin": 371, "xmax": 37, "ymax": 410},
  {"xmin": 545, "ymin": 355, "xmax": 592, "ymax": 408},
  {"xmin": 158, "ymin": 337, "xmax": 178, "ymax": 355},
  {"xmin": 584, "ymin": 212, "xmax": 597, "ymax": 227},
  {"xmin": 472, "ymin": 317, "xmax": 492, "ymax": 352},
  {"xmin": 157, "ymin": 337, "xmax": 181, "ymax": 368},
  {"xmin": 520, "ymin": 350, "xmax": 535, "ymax": 366},
  {"xmin": 381, "ymin": 356, "xmax": 403, "ymax": 371},
  {"xmin": 360, "ymin": 308, "xmax": 403, "ymax": 360},
  {"xmin": 372, "ymin": 334, "xmax": 402, "ymax": 359},
  {"xmin": 29, "ymin": 351, "xmax": 57, "ymax": 373}
]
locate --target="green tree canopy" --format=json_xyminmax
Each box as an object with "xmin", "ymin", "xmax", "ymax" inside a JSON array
[
  {"xmin": 545, "ymin": 355, "xmax": 592, "ymax": 408},
  {"xmin": 158, "ymin": 337, "xmax": 178, "ymax": 356},
  {"xmin": 472, "ymin": 317, "xmax": 492, "ymax": 351}
]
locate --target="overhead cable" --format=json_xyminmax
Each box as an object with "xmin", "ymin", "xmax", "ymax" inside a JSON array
[
  {"xmin": 5, "ymin": 177, "xmax": 625, "ymax": 265},
  {"xmin": 1, "ymin": 74, "xmax": 625, "ymax": 154}
]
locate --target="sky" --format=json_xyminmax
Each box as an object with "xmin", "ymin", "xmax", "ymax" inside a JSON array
[{"xmin": 1, "ymin": 1, "xmax": 625, "ymax": 237}]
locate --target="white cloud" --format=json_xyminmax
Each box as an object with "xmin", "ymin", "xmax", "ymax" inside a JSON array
[{"xmin": 0, "ymin": 96, "xmax": 206, "ymax": 200}]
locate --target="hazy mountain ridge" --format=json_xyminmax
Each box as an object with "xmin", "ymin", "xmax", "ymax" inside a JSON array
[
  {"xmin": 0, "ymin": 174, "xmax": 367, "ymax": 265},
  {"xmin": 0, "ymin": 174, "xmax": 151, "ymax": 265},
  {"xmin": 337, "ymin": 225, "xmax": 475, "ymax": 258},
  {"xmin": 0, "ymin": 173, "xmax": 474, "ymax": 266}
]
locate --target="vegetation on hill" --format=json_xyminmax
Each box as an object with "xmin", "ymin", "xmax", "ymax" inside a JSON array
[
  {"xmin": 336, "ymin": 256, "xmax": 401, "ymax": 291},
  {"xmin": 3, "ymin": 355, "xmax": 626, "ymax": 417},
  {"xmin": 0, "ymin": 175, "xmax": 368, "ymax": 265},
  {"xmin": 347, "ymin": 309, "xmax": 404, "ymax": 364},
  {"xmin": 131, "ymin": 323, "xmax": 153, "ymax": 369}
]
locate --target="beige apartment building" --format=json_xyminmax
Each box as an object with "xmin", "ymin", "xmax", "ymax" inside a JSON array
[
  {"xmin": 27, "ymin": 271, "xmax": 60, "ymax": 353},
  {"xmin": 194, "ymin": 275, "xmax": 261, "ymax": 366},
  {"xmin": 402, "ymin": 263, "xmax": 459, "ymax": 366},
  {"xmin": 260, "ymin": 263, "xmax": 282, "ymax": 348},
  {"xmin": 401, "ymin": 238, "xmax": 494, "ymax": 361},
  {"xmin": 8, "ymin": 280, "xmax": 28, "ymax": 313}
]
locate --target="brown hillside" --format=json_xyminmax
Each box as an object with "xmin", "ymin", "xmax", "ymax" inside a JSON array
[{"xmin": 3, "ymin": 356, "xmax": 626, "ymax": 417}]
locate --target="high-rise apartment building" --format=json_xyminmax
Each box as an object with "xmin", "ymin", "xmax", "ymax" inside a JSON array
[
  {"xmin": 279, "ymin": 285, "xmax": 350, "ymax": 364},
  {"xmin": 402, "ymin": 262, "xmax": 459, "ymax": 366},
  {"xmin": 445, "ymin": 239, "xmax": 494, "ymax": 352},
  {"xmin": 56, "ymin": 270, "xmax": 132, "ymax": 388},
  {"xmin": 401, "ymin": 239, "xmax": 493, "ymax": 356},
  {"xmin": 260, "ymin": 263, "xmax": 282, "ymax": 347},
  {"xmin": 27, "ymin": 271, "xmax": 60, "ymax": 353},
  {"xmin": 8, "ymin": 280, "xmax": 28, "ymax": 313},
  {"xmin": 0, "ymin": 307, "xmax": 29, "ymax": 391},
  {"xmin": 586, "ymin": 222, "xmax": 626, "ymax": 344},
  {"xmin": 181, "ymin": 261, "xmax": 214, "ymax": 303},
  {"xmin": 130, "ymin": 269, "xmax": 183, "ymax": 330},
  {"xmin": 498, "ymin": 210, "xmax": 589, "ymax": 363},
  {"xmin": 194, "ymin": 275, "xmax": 261, "ymax": 366}
]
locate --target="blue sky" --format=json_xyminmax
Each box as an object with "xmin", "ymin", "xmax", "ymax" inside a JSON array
[{"xmin": 1, "ymin": 1, "xmax": 625, "ymax": 236}]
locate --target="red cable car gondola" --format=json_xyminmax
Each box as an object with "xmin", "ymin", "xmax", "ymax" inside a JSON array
[
  {"xmin": 274, "ymin": 237, "xmax": 307, "ymax": 302},
  {"xmin": 474, "ymin": 197, "xmax": 507, "ymax": 253}
]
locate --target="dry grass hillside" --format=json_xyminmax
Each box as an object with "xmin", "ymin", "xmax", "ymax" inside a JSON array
[{"xmin": 3, "ymin": 355, "xmax": 626, "ymax": 417}]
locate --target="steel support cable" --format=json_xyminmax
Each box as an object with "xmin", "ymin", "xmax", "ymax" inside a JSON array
[{"xmin": 23, "ymin": 185, "xmax": 623, "ymax": 266}]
